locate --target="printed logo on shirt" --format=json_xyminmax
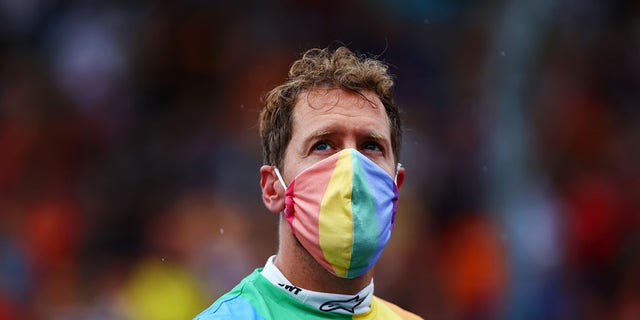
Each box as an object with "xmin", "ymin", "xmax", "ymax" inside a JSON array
[
  {"xmin": 319, "ymin": 295, "xmax": 365, "ymax": 313},
  {"xmin": 278, "ymin": 283, "xmax": 302, "ymax": 295}
]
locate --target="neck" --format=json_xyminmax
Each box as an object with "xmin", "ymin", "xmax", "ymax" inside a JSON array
[{"xmin": 274, "ymin": 217, "xmax": 373, "ymax": 295}]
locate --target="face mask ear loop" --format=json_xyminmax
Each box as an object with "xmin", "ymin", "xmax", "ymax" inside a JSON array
[
  {"xmin": 273, "ymin": 167, "xmax": 288, "ymax": 190},
  {"xmin": 394, "ymin": 163, "xmax": 402, "ymax": 185}
]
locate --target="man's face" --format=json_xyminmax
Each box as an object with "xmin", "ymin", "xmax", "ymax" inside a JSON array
[{"xmin": 280, "ymin": 88, "xmax": 397, "ymax": 184}]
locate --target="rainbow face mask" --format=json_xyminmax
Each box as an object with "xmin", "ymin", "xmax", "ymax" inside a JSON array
[{"xmin": 274, "ymin": 148, "xmax": 400, "ymax": 279}]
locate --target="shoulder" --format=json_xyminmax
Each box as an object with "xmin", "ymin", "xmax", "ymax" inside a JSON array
[
  {"xmin": 193, "ymin": 270, "xmax": 266, "ymax": 320},
  {"xmin": 374, "ymin": 296, "xmax": 424, "ymax": 320},
  {"xmin": 194, "ymin": 294, "xmax": 264, "ymax": 320}
]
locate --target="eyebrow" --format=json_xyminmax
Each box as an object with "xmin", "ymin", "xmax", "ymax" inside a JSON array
[
  {"xmin": 301, "ymin": 129, "xmax": 335, "ymax": 148},
  {"xmin": 301, "ymin": 129, "xmax": 390, "ymax": 150},
  {"xmin": 363, "ymin": 132, "xmax": 387, "ymax": 141}
]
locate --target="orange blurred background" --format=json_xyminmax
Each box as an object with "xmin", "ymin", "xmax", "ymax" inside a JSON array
[{"xmin": 1, "ymin": 1, "xmax": 639, "ymax": 319}]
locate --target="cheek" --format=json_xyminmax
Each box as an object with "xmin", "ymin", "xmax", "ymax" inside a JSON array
[
  {"xmin": 284, "ymin": 162, "xmax": 308, "ymax": 182},
  {"xmin": 372, "ymin": 161, "xmax": 396, "ymax": 178},
  {"xmin": 281, "ymin": 158, "xmax": 302, "ymax": 184},
  {"xmin": 280, "ymin": 150, "xmax": 296, "ymax": 177}
]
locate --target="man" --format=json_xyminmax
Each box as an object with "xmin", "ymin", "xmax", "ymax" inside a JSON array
[{"xmin": 195, "ymin": 46, "xmax": 422, "ymax": 319}]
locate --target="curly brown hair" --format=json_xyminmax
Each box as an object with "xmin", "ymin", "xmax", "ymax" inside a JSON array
[{"xmin": 259, "ymin": 46, "xmax": 401, "ymax": 169}]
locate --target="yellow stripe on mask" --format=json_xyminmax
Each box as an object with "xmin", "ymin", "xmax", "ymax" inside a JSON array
[{"xmin": 318, "ymin": 150, "xmax": 354, "ymax": 277}]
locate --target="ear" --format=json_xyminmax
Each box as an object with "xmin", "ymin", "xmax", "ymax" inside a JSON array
[
  {"xmin": 260, "ymin": 165, "xmax": 286, "ymax": 214},
  {"xmin": 396, "ymin": 166, "xmax": 406, "ymax": 190}
]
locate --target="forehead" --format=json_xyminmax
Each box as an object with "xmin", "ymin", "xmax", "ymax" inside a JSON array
[{"xmin": 291, "ymin": 88, "xmax": 390, "ymax": 134}]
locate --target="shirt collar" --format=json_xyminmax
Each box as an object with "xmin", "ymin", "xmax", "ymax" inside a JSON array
[{"xmin": 260, "ymin": 255, "xmax": 374, "ymax": 315}]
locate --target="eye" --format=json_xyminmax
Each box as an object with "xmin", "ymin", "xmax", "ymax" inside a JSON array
[
  {"xmin": 362, "ymin": 142, "xmax": 382, "ymax": 152},
  {"xmin": 313, "ymin": 142, "xmax": 332, "ymax": 151}
]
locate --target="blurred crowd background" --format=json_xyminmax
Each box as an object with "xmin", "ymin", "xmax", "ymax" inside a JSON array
[{"xmin": 0, "ymin": 1, "xmax": 639, "ymax": 319}]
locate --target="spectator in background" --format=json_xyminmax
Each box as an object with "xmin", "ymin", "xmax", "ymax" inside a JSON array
[{"xmin": 195, "ymin": 46, "xmax": 422, "ymax": 319}]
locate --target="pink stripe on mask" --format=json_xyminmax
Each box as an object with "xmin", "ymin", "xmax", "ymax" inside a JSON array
[{"xmin": 284, "ymin": 154, "xmax": 340, "ymax": 272}]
